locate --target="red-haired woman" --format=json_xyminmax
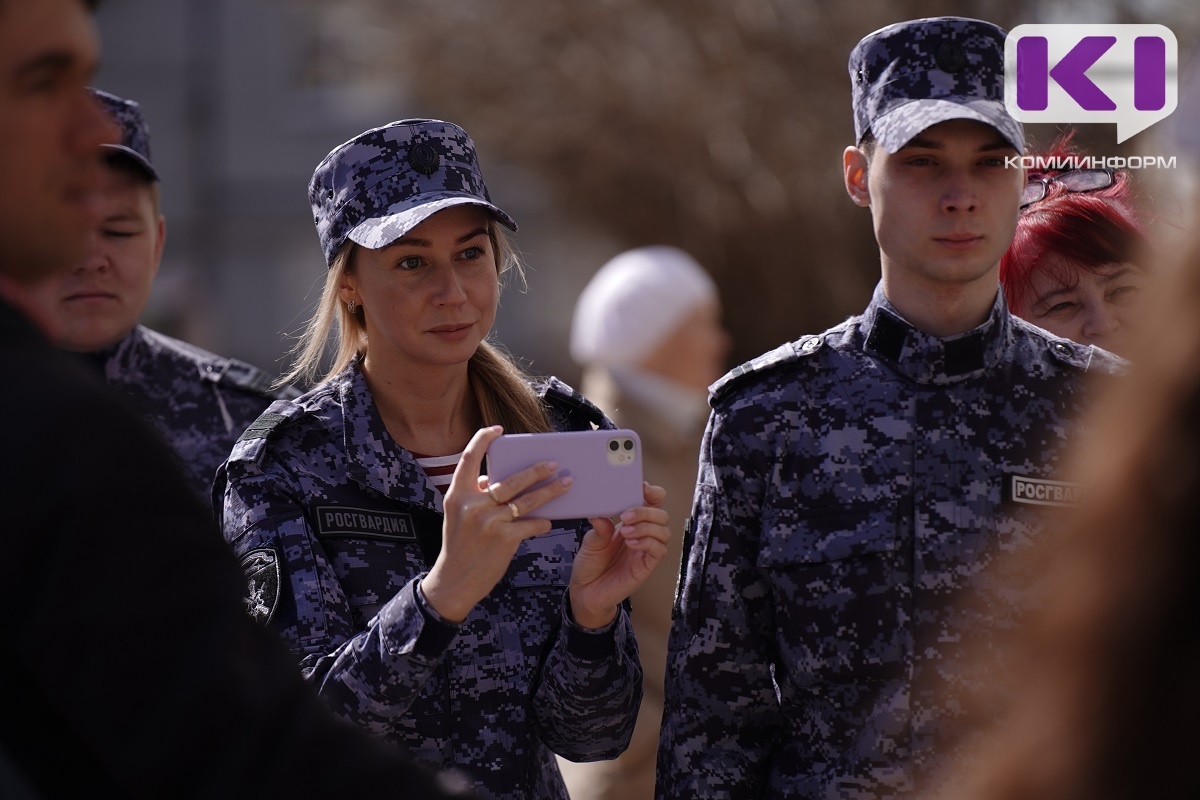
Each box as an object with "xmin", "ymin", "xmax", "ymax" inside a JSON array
[{"xmin": 1000, "ymin": 133, "xmax": 1150, "ymax": 357}]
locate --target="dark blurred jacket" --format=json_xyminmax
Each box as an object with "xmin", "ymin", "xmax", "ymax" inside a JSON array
[{"xmin": 0, "ymin": 297, "xmax": 472, "ymax": 799}]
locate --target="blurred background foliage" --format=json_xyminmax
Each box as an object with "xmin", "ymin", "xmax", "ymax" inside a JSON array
[
  {"xmin": 299, "ymin": 0, "xmax": 1199, "ymax": 370},
  {"xmin": 97, "ymin": 0, "xmax": 1200, "ymax": 382}
]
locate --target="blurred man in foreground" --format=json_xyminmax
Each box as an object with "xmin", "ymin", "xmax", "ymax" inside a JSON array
[
  {"xmin": 0, "ymin": 1, "xmax": 469, "ymax": 797},
  {"xmin": 21, "ymin": 86, "xmax": 294, "ymax": 501}
]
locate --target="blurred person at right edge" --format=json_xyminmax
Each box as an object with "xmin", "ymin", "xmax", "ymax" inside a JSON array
[
  {"xmin": 930, "ymin": 170, "xmax": 1200, "ymax": 800},
  {"xmin": 655, "ymin": 16, "xmax": 1127, "ymax": 799},
  {"xmin": 1000, "ymin": 129, "xmax": 1153, "ymax": 358},
  {"xmin": 0, "ymin": 0, "xmax": 472, "ymax": 797},
  {"xmin": 559, "ymin": 246, "xmax": 731, "ymax": 799}
]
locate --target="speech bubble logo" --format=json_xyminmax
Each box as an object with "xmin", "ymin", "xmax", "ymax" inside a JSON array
[{"xmin": 1005, "ymin": 24, "xmax": 1178, "ymax": 144}]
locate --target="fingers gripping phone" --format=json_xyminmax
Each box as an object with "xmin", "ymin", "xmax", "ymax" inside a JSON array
[{"xmin": 485, "ymin": 429, "xmax": 644, "ymax": 521}]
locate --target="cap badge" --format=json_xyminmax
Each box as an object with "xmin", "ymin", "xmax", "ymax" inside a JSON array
[
  {"xmin": 407, "ymin": 142, "xmax": 440, "ymax": 176},
  {"xmin": 935, "ymin": 40, "xmax": 967, "ymax": 73}
]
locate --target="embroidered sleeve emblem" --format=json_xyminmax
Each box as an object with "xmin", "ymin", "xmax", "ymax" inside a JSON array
[{"xmin": 239, "ymin": 548, "xmax": 280, "ymax": 625}]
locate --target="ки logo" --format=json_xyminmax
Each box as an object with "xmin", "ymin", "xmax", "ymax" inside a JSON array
[{"xmin": 1005, "ymin": 24, "xmax": 1178, "ymax": 143}]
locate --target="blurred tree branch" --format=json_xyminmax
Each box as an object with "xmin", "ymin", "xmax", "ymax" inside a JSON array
[{"xmin": 302, "ymin": 0, "xmax": 1196, "ymax": 362}]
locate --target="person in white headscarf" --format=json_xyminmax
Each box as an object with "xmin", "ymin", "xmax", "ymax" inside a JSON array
[{"xmin": 560, "ymin": 245, "xmax": 731, "ymax": 800}]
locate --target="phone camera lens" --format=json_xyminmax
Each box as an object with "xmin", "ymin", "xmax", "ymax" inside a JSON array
[
  {"xmin": 623, "ymin": 440, "xmax": 633, "ymax": 451},
  {"xmin": 609, "ymin": 440, "xmax": 619, "ymax": 451}
]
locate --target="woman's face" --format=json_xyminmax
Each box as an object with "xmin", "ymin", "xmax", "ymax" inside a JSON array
[
  {"xmin": 342, "ymin": 204, "xmax": 500, "ymax": 373},
  {"xmin": 1023, "ymin": 254, "xmax": 1147, "ymax": 357},
  {"xmin": 639, "ymin": 300, "xmax": 732, "ymax": 390}
]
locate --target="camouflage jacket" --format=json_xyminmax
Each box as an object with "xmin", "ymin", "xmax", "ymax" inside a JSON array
[
  {"xmin": 656, "ymin": 284, "xmax": 1125, "ymax": 799},
  {"xmin": 98, "ymin": 324, "xmax": 294, "ymax": 501},
  {"xmin": 217, "ymin": 361, "xmax": 642, "ymax": 800}
]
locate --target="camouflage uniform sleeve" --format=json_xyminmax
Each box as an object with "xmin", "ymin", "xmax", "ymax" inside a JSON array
[
  {"xmin": 656, "ymin": 398, "xmax": 784, "ymax": 797},
  {"xmin": 218, "ymin": 448, "xmax": 458, "ymax": 738},
  {"xmin": 533, "ymin": 594, "xmax": 642, "ymax": 760},
  {"xmin": 526, "ymin": 379, "xmax": 643, "ymax": 760}
]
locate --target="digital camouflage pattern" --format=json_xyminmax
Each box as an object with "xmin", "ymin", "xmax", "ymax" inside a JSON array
[
  {"xmin": 96, "ymin": 325, "xmax": 294, "ymax": 502},
  {"xmin": 309, "ymin": 118, "xmax": 518, "ymax": 266},
  {"xmin": 79, "ymin": 92, "xmax": 286, "ymax": 500},
  {"xmin": 656, "ymin": 285, "xmax": 1125, "ymax": 798},
  {"xmin": 217, "ymin": 361, "xmax": 642, "ymax": 800},
  {"xmin": 89, "ymin": 87, "xmax": 158, "ymax": 180},
  {"xmin": 850, "ymin": 17, "xmax": 1024, "ymax": 154}
]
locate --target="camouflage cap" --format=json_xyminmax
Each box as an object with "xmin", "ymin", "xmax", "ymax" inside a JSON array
[
  {"xmin": 309, "ymin": 118, "xmax": 518, "ymax": 267},
  {"xmin": 849, "ymin": 17, "xmax": 1024, "ymax": 154},
  {"xmin": 89, "ymin": 88, "xmax": 158, "ymax": 181}
]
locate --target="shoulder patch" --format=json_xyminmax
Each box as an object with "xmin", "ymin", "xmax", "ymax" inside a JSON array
[
  {"xmin": 1043, "ymin": 338, "xmax": 1126, "ymax": 373},
  {"xmin": 710, "ymin": 338, "xmax": 819, "ymax": 403},
  {"xmin": 1081, "ymin": 343, "xmax": 1129, "ymax": 376},
  {"xmin": 139, "ymin": 328, "xmax": 285, "ymax": 396},
  {"xmin": 1012, "ymin": 316, "xmax": 1128, "ymax": 376},
  {"xmin": 211, "ymin": 358, "xmax": 284, "ymax": 398},
  {"xmin": 229, "ymin": 401, "xmax": 308, "ymax": 467},
  {"xmin": 239, "ymin": 548, "xmax": 280, "ymax": 625},
  {"xmin": 236, "ymin": 410, "xmax": 291, "ymax": 443},
  {"xmin": 1045, "ymin": 339, "xmax": 1088, "ymax": 371},
  {"xmin": 538, "ymin": 376, "xmax": 608, "ymax": 430}
]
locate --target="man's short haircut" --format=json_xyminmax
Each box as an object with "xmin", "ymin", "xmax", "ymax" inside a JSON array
[{"xmin": 858, "ymin": 130, "xmax": 877, "ymax": 161}]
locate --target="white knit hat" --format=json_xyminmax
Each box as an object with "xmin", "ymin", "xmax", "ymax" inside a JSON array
[{"xmin": 570, "ymin": 246, "xmax": 718, "ymax": 367}]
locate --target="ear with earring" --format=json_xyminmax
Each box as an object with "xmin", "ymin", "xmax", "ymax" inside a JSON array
[{"xmin": 347, "ymin": 299, "xmax": 358, "ymax": 314}]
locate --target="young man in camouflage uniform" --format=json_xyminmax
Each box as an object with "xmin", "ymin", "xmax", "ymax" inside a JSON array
[
  {"xmin": 22, "ymin": 88, "xmax": 295, "ymax": 500},
  {"xmin": 656, "ymin": 17, "xmax": 1125, "ymax": 798}
]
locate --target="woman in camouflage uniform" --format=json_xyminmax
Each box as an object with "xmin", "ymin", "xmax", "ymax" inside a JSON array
[{"xmin": 216, "ymin": 119, "xmax": 669, "ymax": 800}]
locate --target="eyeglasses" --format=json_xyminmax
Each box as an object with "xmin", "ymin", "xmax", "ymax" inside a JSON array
[{"xmin": 1020, "ymin": 168, "xmax": 1114, "ymax": 209}]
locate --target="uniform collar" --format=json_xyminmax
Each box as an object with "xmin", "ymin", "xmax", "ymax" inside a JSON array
[
  {"xmin": 337, "ymin": 358, "xmax": 443, "ymax": 512},
  {"xmin": 96, "ymin": 326, "xmax": 142, "ymax": 381},
  {"xmin": 861, "ymin": 283, "xmax": 1011, "ymax": 385}
]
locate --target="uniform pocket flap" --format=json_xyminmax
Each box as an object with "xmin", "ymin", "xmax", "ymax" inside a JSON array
[{"xmin": 758, "ymin": 504, "xmax": 897, "ymax": 566}]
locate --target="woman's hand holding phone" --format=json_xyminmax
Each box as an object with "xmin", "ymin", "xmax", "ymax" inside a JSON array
[
  {"xmin": 567, "ymin": 481, "xmax": 671, "ymax": 630},
  {"xmin": 420, "ymin": 426, "xmax": 571, "ymax": 624}
]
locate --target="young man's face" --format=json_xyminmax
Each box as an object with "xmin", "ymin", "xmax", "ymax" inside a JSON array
[
  {"xmin": 27, "ymin": 162, "xmax": 165, "ymax": 351},
  {"xmin": 0, "ymin": 0, "xmax": 112, "ymax": 283},
  {"xmin": 848, "ymin": 119, "xmax": 1023, "ymax": 294}
]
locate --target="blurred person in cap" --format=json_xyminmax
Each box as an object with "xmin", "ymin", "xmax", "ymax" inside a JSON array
[
  {"xmin": 933, "ymin": 72, "xmax": 1200, "ymax": 800},
  {"xmin": 215, "ymin": 118, "xmax": 672, "ymax": 800},
  {"xmin": 558, "ymin": 246, "xmax": 730, "ymax": 800},
  {"xmin": 656, "ymin": 16, "xmax": 1125, "ymax": 798},
  {"xmin": 0, "ymin": 1, "xmax": 475, "ymax": 797},
  {"xmin": 19, "ymin": 87, "xmax": 297, "ymax": 502},
  {"xmin": 1001, "ymin": 131, "xmax": 1152, "ymax": 358}
]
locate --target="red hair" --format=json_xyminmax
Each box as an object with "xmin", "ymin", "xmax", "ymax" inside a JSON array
[{"xmin": 1000, "ymin": 131, "xmax": 1147, "ymax": 316}]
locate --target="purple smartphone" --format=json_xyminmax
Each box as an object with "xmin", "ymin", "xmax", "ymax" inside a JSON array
[{"xmin": 485, "ymin": 429, "xmax": 644, "ymax": 520}]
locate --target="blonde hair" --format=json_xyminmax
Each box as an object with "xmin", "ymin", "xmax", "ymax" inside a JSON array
[{"xmin": 277, "ymin": 221, "xmax": 552, "ymax": 434}]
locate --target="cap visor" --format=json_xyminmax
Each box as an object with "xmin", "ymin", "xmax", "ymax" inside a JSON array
[
  {"xmin": 347, "ymin": 195, "xmax": 518, "ymax": 251},
  {"xmin": 872, "ymin": 98, "xmax": 1024, "ymax": 154},
  {"xmin": 101, "ymin": 144, "xmax": 159, "ymax": 181}
]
